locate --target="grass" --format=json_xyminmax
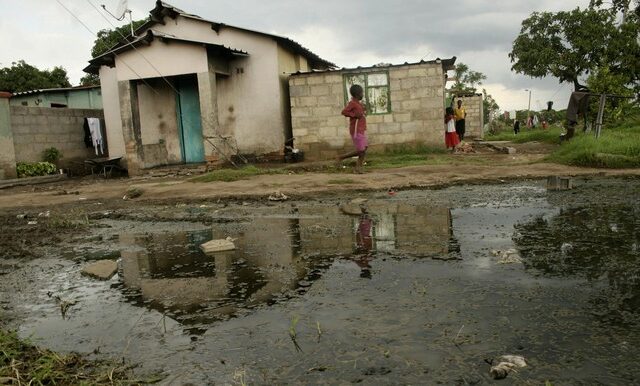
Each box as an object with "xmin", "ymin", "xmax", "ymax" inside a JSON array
[
  {"xmin": 547, "ymin": 121, "xmax": 640, "ymax": 168},
  {"xmin": 486, "ymin": 125, "xmax": 564, "ymax": 144},
  {"xmin": 191, "ymin": 165, "xmax": 286, "ymax": 182},
  {"xmin": 0, "ymin": 329, "xmax": 154, "ymax": 385}
]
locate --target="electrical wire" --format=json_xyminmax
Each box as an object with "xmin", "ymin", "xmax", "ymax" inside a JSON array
[
  {"xmin": 86, "ymin": 0, "xmax": 182, "ymax": 97},
  {"xmin": 54, "ymin": 0, "xmax": 160, "ymax": 95}
]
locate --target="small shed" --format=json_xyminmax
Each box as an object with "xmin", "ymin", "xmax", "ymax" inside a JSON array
[
  {"xmin": 288, "ymin": 58, "xmax": 456, "ymax": 161},
  {"xmin": 10, "ymin": 86, "xmax": 102, "ymax": 109},
  {"xmin": 449, "ymin": 91, "xmax": 484, "ymax": 139}
]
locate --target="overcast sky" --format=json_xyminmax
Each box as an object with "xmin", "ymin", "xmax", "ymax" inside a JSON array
[{"xmin": 0, "ymin": 0, "xmax": 590, "ymax": 111}]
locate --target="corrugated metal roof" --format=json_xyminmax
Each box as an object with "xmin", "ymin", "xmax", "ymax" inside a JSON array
[
  {"xmin": 290, "ymin": 57, "xmax": 457, "ymax": 76},
  {"xmin": 85, "ymin": 0, "xmax": 335, "ymax": 74},
  {"xmin": 11, "ymin": 85, "xmax": 101, "ymax": 97}
]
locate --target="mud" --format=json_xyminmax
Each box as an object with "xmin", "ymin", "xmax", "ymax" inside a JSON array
[{"xmin": 1, "ymin": 177, "xmax": 639, "ymax": 384}]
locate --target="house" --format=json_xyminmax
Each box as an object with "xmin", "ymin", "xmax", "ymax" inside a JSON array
[
  {"xmin": 447, "ymin": 91, "xmax": 484, "ymax": 139},
  {"xmin": 84, "ymin": 1, "xmax": 334, "ymax": 174},
  {"xmin": 288, "ymin": 58, "xmax": 457, "ymax": 160},
  {"xmin": 10, "ymin": 85, "xmax": 102, "ymax": 109}
]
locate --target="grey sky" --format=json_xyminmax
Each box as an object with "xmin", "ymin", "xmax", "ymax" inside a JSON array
[{"xmin": 0, "ymin": 0, "xmax": 590, "ymax": 111}]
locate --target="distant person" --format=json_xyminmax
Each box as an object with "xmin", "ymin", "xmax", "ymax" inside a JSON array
[
  {"xmin": 336, "ymin": 84, "xmax": 367, "ymax": 174},
  {"xmin": 513, "ymin": 119, "xmax": 520, "ymax": 135},
  {"xmin": 454, "ymin": 99, "xmax": 467, "ymax": 141},
  {"xmin": 445, "ymin": 107, "xmax": 460, "ymax": 152}
]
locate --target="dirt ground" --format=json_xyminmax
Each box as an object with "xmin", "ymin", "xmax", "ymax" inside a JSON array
[{"xmin": 1, "ymin": 142, "xmax": 639, "ymax": 210}]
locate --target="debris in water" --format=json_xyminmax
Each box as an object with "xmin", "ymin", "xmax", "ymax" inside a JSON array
[
  {"xmin": 27, "ymin": 220, "xmax": 38, "ymax": 225},
  {"xmin": 489, "ymin": 355, "xmax": 527, "ymax": 380},
  {"xmin": 268, "ymin": 191, "xmax": 289, "ymax": 201},
  {"xmin": 200, "ymin": 237, "xmax": 236, "ymax": 253},
  {"xmin": 81, "ymin": 260, "xmax": 118, "ymax": 280}
]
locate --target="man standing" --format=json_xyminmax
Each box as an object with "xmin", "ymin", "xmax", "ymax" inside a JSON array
[{"xmin": 454, "ymin": 99, "xmax": 467, "ymax": 141}]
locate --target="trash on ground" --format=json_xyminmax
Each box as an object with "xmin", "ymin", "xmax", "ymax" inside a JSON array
[
  {"xmin": 268, "ymin": 191, "xmax": 289, "ymax": 201},
  {"xmin": 489, "ymin": 355, "xmax": 527, "ymax": 379},
  {"xmin": 456, "ymin": 142, "xmax": 476, "ymax": 153},
  {"xmin": 200, "ymin": 237, "xmax": 236, "ymax": 253},
  {"xmin": 38, "ymin": 211, "xmax": 50, "ymax": 217},
  {"xmin": 492, "ymin": 248, "xmax": 523, "ymax": 264},
  {"xmin": 81, "ymin": 260, "xmax": 118, "ymax": 280}
]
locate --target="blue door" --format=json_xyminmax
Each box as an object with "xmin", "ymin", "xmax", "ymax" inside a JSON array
[{"xmin": 176, "ymin": 77, "xmax": 205, "ymax": 163}]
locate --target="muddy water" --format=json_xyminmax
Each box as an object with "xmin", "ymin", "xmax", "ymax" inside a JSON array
[{"xmin": 1, "ymin": 178, "xmax": 639, "ymax": 384}]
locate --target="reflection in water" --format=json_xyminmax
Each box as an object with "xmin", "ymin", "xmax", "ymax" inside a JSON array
[
  {"xmin": 514, "ymin": 205, "xmax": 640, "ymax": 327},
  {"xmin": 116, "ymin": 202, "xmax": 455, "ymax": 332}
]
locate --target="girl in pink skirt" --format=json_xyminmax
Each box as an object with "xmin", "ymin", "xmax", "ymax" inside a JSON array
[
  {"xmin": 337, "ymin": 84, "xmax": 368, "ymax": 173},
  {"xmin": 445, "ymin": 107, "xmax": 460, "ymax": 152}
]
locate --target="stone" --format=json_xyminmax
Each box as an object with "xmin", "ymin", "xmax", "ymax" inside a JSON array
[
  {"xmin": 82, "ymin": 260, "xmax": 118, "ymax": 280},
  {"xmin": 502, "ymin": 147, "xmax": 516, "ymax": 154},
  {"xmin": 200, "ymin": 237, "xmax": 236, "ymax": 253}
]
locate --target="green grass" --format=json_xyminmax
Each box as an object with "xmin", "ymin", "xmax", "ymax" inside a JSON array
[
  {"xmin": 191, "ymin": 165, "xmax": 286, "ymax": 182},
  {"xmin": 486, "ymin": 125, "xmax": 563, "ymax": 144},
  {"xmin": 547, "ymin": 121, "xmax": 640, "ymax": 168},
  {"xmin": 0, "ymin": 329, "xmax": 155, "ymax": 385}
]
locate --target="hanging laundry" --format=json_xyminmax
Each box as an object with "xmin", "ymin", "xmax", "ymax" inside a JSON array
[{"xmin": 87, "ymin": 117, "xmax": 104, "ymax": 155}]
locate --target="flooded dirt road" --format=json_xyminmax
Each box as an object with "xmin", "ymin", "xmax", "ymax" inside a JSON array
[{"xmin": 1, "ymin": 177, "xmax": 639, "ymax": 384}]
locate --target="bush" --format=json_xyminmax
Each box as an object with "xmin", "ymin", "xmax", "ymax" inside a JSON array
[
  {"xmin": 42, "ymin": 147, "xmax": 62, "ymax": 164},
  {"xmin": 16, "ymin": 162, "xmax": 58, "ymax": 178}
]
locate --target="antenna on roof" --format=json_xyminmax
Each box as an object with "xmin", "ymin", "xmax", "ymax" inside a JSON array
[{"xmin": 101, "ymin": 0, "xmax": 136, "ymax": 37}]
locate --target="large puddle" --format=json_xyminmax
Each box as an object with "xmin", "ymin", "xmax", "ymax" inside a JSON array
[{"xmin": 1, "ymin": 178, "xmax": 639, "ymax": 384}]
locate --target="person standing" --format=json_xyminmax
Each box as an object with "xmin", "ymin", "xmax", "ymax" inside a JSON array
[
  {"xmin": 513, "ymin": 119, "xmax": 520, "ymax": 135},
  {"xmin": 453, "ymin": 99, "xmax": 467, "ymax": 141},
  {"xmin": 445, "ymin": 107, "xmax": 460, "ymax": 152}
]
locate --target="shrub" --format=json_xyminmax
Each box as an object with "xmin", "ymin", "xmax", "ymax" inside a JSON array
[
  {"xmin": 16, "ymin": 162, "xmax": 58, "ymax": 178},
  {"xmin": 42, "ymin": 147, "xmax": 62, "ymax": 164}
]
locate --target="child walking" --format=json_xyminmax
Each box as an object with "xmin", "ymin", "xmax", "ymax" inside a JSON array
[
  {"xmin": 337, "ymin": 84, "xmax": 367, "ymax": 174},
  {"xmin": 445, "ymin": 107, "xmax": 460, "ymax": 152}
]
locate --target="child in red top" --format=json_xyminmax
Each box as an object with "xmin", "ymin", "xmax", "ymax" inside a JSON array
[
  {"xmin": 337, "ymin": 84, "xmax": 367, "ymax": 174},
  {"xmin": 444, "ymin": 107, "xmax": 460, "ymax": 152}
]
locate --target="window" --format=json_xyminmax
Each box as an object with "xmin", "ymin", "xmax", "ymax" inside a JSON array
[{"xmin": 343, "ymin": 71, "xmax": 391, "ymax": 115}]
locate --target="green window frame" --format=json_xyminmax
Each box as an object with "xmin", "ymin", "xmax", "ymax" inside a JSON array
[{"xmin": 343, "ymin": 71, "xmax": 391, "ymax": 115}]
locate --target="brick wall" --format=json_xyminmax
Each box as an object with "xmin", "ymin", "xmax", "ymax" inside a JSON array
[
  {"xmin": 454, "ymin": 94, "xmax": 484, "ymax": 139},
  {"xmin": 9, "ymin": 106, "xmax": 104, "ymax": 169},
  {"xmin": 289, "ymin": 63, "xmax": 446, "ymax": 161}
]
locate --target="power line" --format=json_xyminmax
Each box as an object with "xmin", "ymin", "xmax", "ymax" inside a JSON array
[
  {"xmin": 86, "ymin": 0, "xmax": 182, "ymax": 97},
  {"xmin": 54, "ymin": 0, "xmax": 160, "ymax": 95}
]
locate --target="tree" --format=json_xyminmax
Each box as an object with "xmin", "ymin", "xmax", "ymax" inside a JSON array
[
  {"xmin": 80, "ymin": 73, "xmax": 100, "ymax": 86},
  {"xmin": 91, "ymin": 19, "xmax": 147, "ymax": 58},
  {"xmin": 0, "ymin": 60, "xmax": 71, "ymax": 93},
  {"xmin": 509, "ymin": 5, "xmax": 639, "ymax": 93},
  {"xmin": 482, "ymin": 89, "xmax": 500, "ymax": 123},
  {"xmin": 450, "ymin": 62, "xmax": 487, "ymax": 94}
]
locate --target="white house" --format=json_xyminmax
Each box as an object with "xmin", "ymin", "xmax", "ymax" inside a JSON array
[{"xmin": 84, "ymin": 1, "xmax": 334, "ymax": 174}]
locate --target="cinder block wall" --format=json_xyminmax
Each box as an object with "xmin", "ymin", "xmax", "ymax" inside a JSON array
[
  {"xmin": 455, "ymin": 94, "xmax": 484, "ymax": 139},
  {"xmin": 0, "ymin": 93, "xmax": 17, "ymax": 178},
  {"xmin": 289, "ymin": 63, "xmax": 446, "ymax": 161},
  {"xmin": 9, "ymin": 106, "xmax": 104, "ymax": 168}
]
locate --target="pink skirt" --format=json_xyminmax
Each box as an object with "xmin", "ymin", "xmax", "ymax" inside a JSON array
[
  {"xmin": 352, "ymin": 132, "xmax": 368, "ymax": 152},
  {"xmin": 445, "ymin": 131, "xmax": 460, "ymax": 148}
]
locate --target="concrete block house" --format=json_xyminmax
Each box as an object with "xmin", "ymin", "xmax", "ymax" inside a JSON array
[
  {"xmin": 288, "ymin": 59, "xmax": 456, "ymax": 161},
  {"xmin": 84, "ymin": 1, "xmax": 334, "ymax": 174}
]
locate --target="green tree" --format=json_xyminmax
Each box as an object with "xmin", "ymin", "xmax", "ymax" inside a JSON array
[
  {"xmin": 509, "ymin": 5, "xmax": 639, "ymax": 93},
  {"xmin": 91, "ymin": 19, "xmax": 147, "ymax": 58},
  {"xmin": 482, "ymin": 89, "xmax": 500, "ymax": 122},
  {"xmin": 0, "ymin": 60, "xmax": 71, "ymax": 93},
  {"xmin": 80, "ymin": 73, "xmax": 100, "ymax": 86},
  {"xmin": 450, "ymin": 62, "xmax": 487, "ymax": 93}
]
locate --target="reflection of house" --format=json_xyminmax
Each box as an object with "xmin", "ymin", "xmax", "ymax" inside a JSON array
[
  {"xmin": 9, "ymin": 86, "xmax": 102, "ymax": 109},
  {"xmin": 298, "ymin": 202, "xmax": 453, "ymax": 256},
  {"xmin": 288, "ymin": 59, "xmax": 456, "ymax": 160},
  {"xmin": 84, "ymin": 1, "xmax": 334, "ymax": 174},
  {"xmin": 118, "ymin": 219, "xmax": 311, "ymax": 327}
]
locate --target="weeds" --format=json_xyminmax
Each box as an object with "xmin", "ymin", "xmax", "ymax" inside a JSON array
[
  {"xmin": 191, "ymin": 165, "xmax": 285, "ymax": 183},
  {"xmin": 327, "ymin": 178, "xmax": 355, "ymax": 185},
  {"xmin": 0, "ymin": 329, "xmax": 152, "ymax": 385},
  {"xmin": 486, "ymin": 126, "xmax": 563, "ymax": 144}
]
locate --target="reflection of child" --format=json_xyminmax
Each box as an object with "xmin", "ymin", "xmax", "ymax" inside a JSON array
[
  {"xmin": 444, "ymin": 107, "xmax": 460, "ymax": 152},
  {"xmin": 337, "ymin": 85, "xmax": 368, "ymax": 174},
  {"xmin": 354, "ymin": 214, "xmax": 374, "ymax": 278}
]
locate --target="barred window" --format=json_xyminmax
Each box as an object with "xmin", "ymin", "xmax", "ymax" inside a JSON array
[{"xmin": 343, "ymin": 71, "xmax": 391, "ymax": 115}]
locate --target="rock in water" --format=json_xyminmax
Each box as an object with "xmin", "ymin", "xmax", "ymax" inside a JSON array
[
  {"xmin": 82, "ymin": 260, "xmax": 118, "ymax": 280},
  {"xmin": 200, "ymin": 237, "xmax": 236, "ymax": 253}
]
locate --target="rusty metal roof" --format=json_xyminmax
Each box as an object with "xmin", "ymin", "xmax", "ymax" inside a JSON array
[
  {"xmin": 290, "ymin": 57, "xmax": 457, "ymax": 76},
  {"xmin": 85, "ymin": 0, "xmax": 336, "ymax": 74}
]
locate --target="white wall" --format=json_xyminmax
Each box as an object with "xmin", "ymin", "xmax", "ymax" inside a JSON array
[
  {"xmin": 99, "ymin": 66, "xmax": 125, "ymax": 159},
  {"xmin": 115, "ymin": 41, "xmax": 208, "ymax": 81}
]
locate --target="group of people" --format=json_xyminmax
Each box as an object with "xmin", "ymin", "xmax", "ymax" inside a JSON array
[{"xmin": 336, "ymin": 85, "xmax": 469, "ymax": 172}]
